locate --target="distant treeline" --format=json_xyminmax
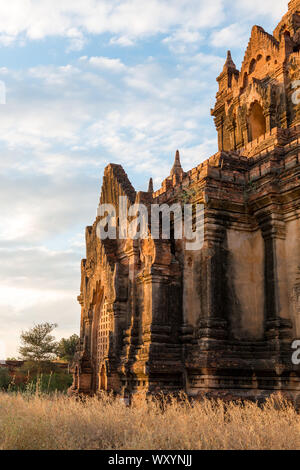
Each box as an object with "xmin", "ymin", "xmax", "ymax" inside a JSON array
[{"xmin": 0, "ymin": 360, "xmax": 72, "ymax": 393}]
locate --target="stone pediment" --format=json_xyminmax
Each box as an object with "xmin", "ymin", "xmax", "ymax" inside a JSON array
[
  {"xmin": 100, "ymin": 163, "xmax": 136, "ymax": 206},
  {"xmin": 240, "ymin": 26, "xmax": 279, "ymax": 78}
]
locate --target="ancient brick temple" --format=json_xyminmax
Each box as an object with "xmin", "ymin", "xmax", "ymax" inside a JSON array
[{"xmin": 71, "ymin": 1, "xmax": 300, "ymax": 404}]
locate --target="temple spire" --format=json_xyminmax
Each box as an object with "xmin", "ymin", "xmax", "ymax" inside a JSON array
[
  {"xmin": 148, "ymin": 177, "xmax": 153, "ymax": 193},
  {"xmin": 223, "ymin": 50, "xmax": 236, "ymax": 71},
  {"xmin": 170, "ymin": 150, "xmax": 183, "ymax": 177}
]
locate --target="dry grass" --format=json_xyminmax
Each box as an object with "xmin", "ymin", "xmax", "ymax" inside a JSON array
[{"xmin": 0, "ymin": 392, "xmax": 299, "ymax": 450}]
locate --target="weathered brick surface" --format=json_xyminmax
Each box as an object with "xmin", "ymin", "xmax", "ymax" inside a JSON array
[{"xmin": 71, "ymin": 2, "xmax": 300, "ymax": 406}]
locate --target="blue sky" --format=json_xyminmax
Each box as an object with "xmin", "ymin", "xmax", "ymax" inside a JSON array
[{"xmin": 0, "ymin": 0, "xmax": 289, "ymax": 357}]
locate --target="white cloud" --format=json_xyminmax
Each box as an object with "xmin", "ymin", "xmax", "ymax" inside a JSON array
[
  {"xmin": 0, "ymin": 0, "xmax": 289, "ymax": 52},
  {"xmin": 0, "ymin": 0, "xmax": 224, "ymax": 46},
  {"xmin": 210, "ymin": 23, "xmax": 249, "ymax": 48},
  {"xmin": 188, "ymin": 52, "xmax": 225, "ymax": 69},
  {"xmin": 0, "ymin": 54, "xmax": 220, "ymax": 166},
  {"xmin": 28, "ymin": 64, "xmax": 80, "ymax": 84},
  {"xmin": 163, "ymin": 28, "xmax": 204, "ymax": 54},
  {"xmin": 66, "ymin": 37, "xmax": 87, "ymax": 52},
  {"xmin": 235, "ymin": 0, "xmax": 287, "ymax": 21},
  {"xmin": 0, "ymin": 170, "xmax": 101, "ymax": 247},
  {"xmin": 0, "ymin": 246, "xmax": 82, "ymax": 357},
  {"xmin": 69, "ymin": 233, "xmax": 85, "ymax": 249},
  {"xmin": 0, "ymin": 284, "xmax": 72, "ymax": 311},
  {"xmin": 88, "ymin": 56, "xmax": 126, "ymax": 72},
  {"xmin": 0, "ymin": 34, "xmax": 15, "ymax": 45},
  {"xmin": 0, "ymin": 295, "xmax": 80, "ymax": 358},
  {"xmin": 109, "ymin": 35, "xmax": 135, "ymax": 47},
  {"xmin": 181, "ymin": 139, "xmax": 219, "ymax": 168}
]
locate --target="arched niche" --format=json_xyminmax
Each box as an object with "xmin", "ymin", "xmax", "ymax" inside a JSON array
[
  {"xmin": 99, "ymin": 364, "xmax": 107, "ymax": 390},
  {"xmin": 240, "ymin": 72, "xmax": 248, "ymax": 94},
  {"xmin": 248, "ymin": 101, "xmax": 266, "ymax": 142},
  {"xmin": 249, "ymin": 59, "xmax": 256, "ymax": 74}
]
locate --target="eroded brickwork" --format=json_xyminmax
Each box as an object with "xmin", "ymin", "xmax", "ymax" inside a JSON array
[{"xmin": 71, "ymin": 1, "xmax": 300, "ymax": 405}]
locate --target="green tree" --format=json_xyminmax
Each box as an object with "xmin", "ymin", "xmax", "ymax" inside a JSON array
[
  {"xmin": 19, "ymin": 323, "xmax": 58, "ymax": 365},
  {"xmin": 57, "ymin": 334, "xmax": 79, "ymax": 363}
]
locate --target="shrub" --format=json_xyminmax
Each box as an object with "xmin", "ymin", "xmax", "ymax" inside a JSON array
[
  {"xmin": 2, "ymin": 364, "xmax": 72, "ymax": 394},
  {"xmin": 0, "ymin": 368, "xmax": 10, "ymax": 390}
]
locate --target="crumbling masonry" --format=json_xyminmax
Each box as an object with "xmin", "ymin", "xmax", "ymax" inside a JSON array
[{"xmin": 71, "ymin": 1, "xmax": 300, "ymax": 404}]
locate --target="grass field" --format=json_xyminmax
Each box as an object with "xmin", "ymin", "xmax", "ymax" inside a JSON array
[{"xmin": 0, "ymin": 392, "xmax": 299, "ymax": 450}]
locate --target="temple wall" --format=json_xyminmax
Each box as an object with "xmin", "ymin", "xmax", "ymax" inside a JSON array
[
  {"xmin": 183, "ymin": 252, "xmax": 202, "ymax": 327},
  {"xmin": 275, "ymin": 235, "xmax": 290, "ymax": 321},
  {"xmin": 72, "ymin": 2, "xmax": 300, "ymax": 401},
  {"xmin": 226, "ymin": 229, "xmax": 264, "ymax": 340},
  {"xmin": 285, "ymin": 218, "xmax": 300, "ymax": 336}
]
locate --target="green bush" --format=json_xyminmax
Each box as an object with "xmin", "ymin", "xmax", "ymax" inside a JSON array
[
  {"xmin": 37, "ymin": 372, "xmax": 73, "ymax": 393},
  {"xmin": 8, "ymin": 370, "xmax": 73, "ymax": 394},
  {"xmin": 0, "ymin": 368, "xmax": 11, "ymax": 390},
  {"xmin": 0, "ymin": 363, "xmax": 72, "ymax": 394}
]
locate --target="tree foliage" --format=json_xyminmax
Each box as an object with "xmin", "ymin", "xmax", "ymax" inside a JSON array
[
  {"xmin": 57, "ymin": 334, "xmax": 79, "ymax": 363},
  {"xmin": 19, "ymin": 322, "xmax": 58, "ymax": 363}
]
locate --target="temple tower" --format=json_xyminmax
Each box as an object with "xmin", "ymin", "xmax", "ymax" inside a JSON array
[{"xmin": 71, "ymin": 2, "xmax": 300, "ymax": 406}]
